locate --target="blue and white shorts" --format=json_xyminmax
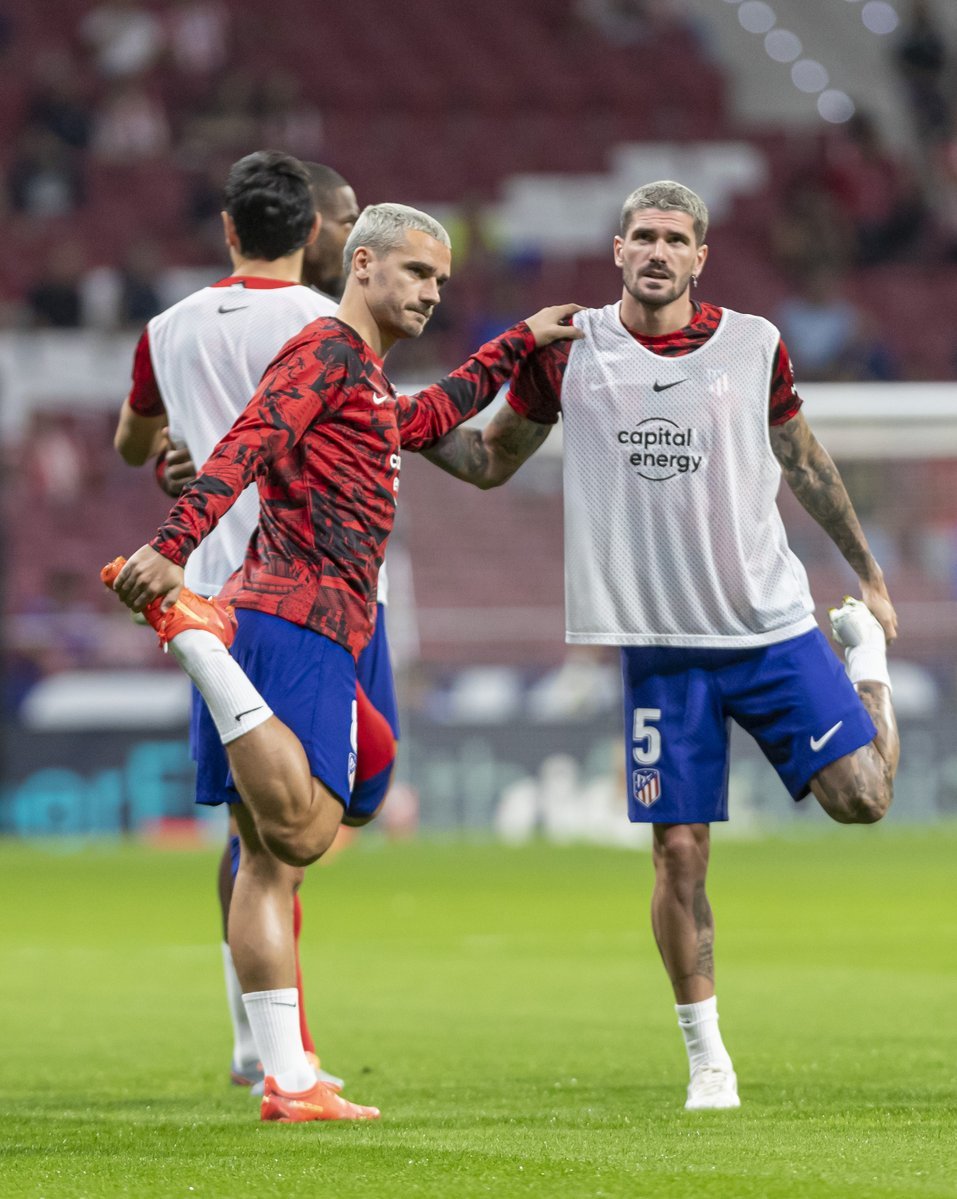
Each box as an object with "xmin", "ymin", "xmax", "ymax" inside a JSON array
[{"xmin": 620, "ymin": 628, "xmax": 877, "ymax": 824}]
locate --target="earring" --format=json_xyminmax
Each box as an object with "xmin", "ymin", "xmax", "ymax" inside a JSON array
[{"xmin": 691, "ymin": 274, "xmax": 698, "ymax": 288}]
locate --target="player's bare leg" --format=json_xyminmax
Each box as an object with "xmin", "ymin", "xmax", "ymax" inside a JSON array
[
  {"xmin": 651, "ymin": 823, "xmax": 713, "ymax": 1003},
  {"xmin": 231, "ymin": 804, "xmax": 378, "ymax": 1122},
  {"xmin": 651, "ymin": 823, "xmax": 739, "ymax": 1110},
  {"xmin": 224, "ymin": 716, "xmax": 346, "ymax": 866},
  {"xmin": 812, "ymin": 597, "xmax": 899, "ymax": 825},
  {"xmin": 101, "ymin": 557, "xmax": 345, "ymax": 867},
  {"xmin": 218, "ymin": 814, "xmax": 262, "ymax": 1086}
]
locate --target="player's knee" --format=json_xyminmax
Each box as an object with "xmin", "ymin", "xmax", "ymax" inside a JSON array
[
  {"xmin": 259, "ymin": 817, "xmax": 333, "ymax": 868},
  {"xmin": 653, "ymin": 826, "xmax": 707, "ymax": 883}
]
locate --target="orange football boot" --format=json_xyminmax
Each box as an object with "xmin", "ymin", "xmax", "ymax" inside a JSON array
[
  {"xmin": 100, "ymin": 556, "xmax": 236, "ymax": 650},
  {"xmin": 305, "ymin": 1051, "xmax": 344, "ymax": 1094},
  {"xmin": 260, "ymin": 1076, "xmax": 380, "ymax": 1123}
]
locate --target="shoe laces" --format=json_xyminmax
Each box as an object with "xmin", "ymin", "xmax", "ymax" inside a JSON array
[{"xmin": 691, "ymin": 1065, "xmax": 734, "ymax": 1095}]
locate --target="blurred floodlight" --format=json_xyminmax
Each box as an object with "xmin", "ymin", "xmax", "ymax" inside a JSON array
[
  {"xmin": 791, "ymin": 58, "xmax": 829, "ymax": 93},
  {"xmin": 861, "ymin": 1, "xmax": 899, "ymax": 35},
  {"xmin": 818, "ymin": 89, "xmax": 856, "ymax": 123},
  {"xmin": 738, "ymin": 1, "xmax": 776, "ymax": 34},
  {"xmin": 764, "ymin": 29, "xmax": 802, "ymax": 62}
]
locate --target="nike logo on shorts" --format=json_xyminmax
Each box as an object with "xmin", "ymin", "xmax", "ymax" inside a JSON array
[
  {"xmin": 652, "ymin": 379, "xmax": 687, "ymax": 392},
  {"xmin": 810, "ymin": 721, "xmax": 843, "ymax": 752},
  {"xmin": 218, "ymin": 304, "xmax": 249, "ymax": 314}
]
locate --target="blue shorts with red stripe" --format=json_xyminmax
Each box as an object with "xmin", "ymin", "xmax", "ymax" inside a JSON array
[
  {"xmin": 350, "ymin": 605, "xmax": 399, "ymax": 821},
  {"xmin": 620, "ymin": 628, "xmax": 877, "ymax": 824}
]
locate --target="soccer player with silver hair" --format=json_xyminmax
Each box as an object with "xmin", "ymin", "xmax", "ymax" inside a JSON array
[
  {"xmin": 424, "ymin": 179, "xmax": 900, "ymax": 1112},
  {"xmin": 114, "ymin": 152, "xmax": 406, "ymax": 1103},
  {"xmin": 104, "ymin": 198, "xmax": 581, "ymax": 1123}
]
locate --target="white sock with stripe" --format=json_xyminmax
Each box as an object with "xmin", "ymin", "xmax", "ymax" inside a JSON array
[
  {"xmin": 242, "ymin": 988, "xmax": 314, "ymax": 1093},
  {"xmin": 675, "ymin": 995, "xmax": 734, "ymax": 1075},
  {"xmin": 168, "ymin": 629, "xmax": 272, "ymax": 743}
]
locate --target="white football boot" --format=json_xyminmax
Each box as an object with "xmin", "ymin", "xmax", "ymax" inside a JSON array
[
  {"xmin": 685, "ymin": 1065, "xmax": 741, "ymax": 1111},
  {"xmin": 828, "ymin": 596, "xmax": 885, "ymax": 653}
]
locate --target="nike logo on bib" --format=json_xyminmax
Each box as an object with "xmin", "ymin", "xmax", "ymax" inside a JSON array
[
  {"xmin": 653, "ymin": 379, "xmax": 687, "ymax": 392},
  {"xmin": 218, "ymin": 304, "xmax": 249, "ymax": 314},
  {"xmin": 810, "ymin": 721, "xmax": 843, "ymax": 752}
]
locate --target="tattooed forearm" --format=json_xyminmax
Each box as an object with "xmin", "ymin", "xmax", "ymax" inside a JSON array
[
  {"xmin": 421, "ymin": 428, "xmax": 492, "ymax": 484},
  {"xmin": 770, "ymin": 413, "xmax": 880, "ymax": 582},
  {"xmin": 420, "ymin": 407, "xmax": 552, "ymax": 489}
]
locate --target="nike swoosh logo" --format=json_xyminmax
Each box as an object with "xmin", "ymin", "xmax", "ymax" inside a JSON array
[
  {"xmin": 218, "ymin": 304, "xmax": 249, "ymax": 314},
  {"xmin": 235, "ymin": 706, "xmax": 264, "ymax": 722},
  {"xmin": 652, "ymin": 379, "xmax": 687, "ymax": 392},
  {"xmin": 372, "ymin": 393, "xmax": 391, "ymax": 405},
  {"xmin": 810, "ymin": 721, "xmax": 843, "ymax": 752},
  {"xmin": 272, "ymin": 1000, "xmax": 297, "ymax": 1008}
]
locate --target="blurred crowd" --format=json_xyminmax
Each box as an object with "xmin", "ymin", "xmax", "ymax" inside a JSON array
[
  {"xmin": 5, "ymin": 0, "xmax": 957, "ymax": 718},
  {"xmin": 0, "ymin": 0, "xmax": 954, "ymax": 378}
]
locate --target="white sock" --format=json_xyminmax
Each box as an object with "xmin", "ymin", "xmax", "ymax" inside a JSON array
[
  {"xmin": 845, "ymin": 643, "xmax": 892, "ymax": 691},
  {"xmin": 675, "ymin": 995, "xmax": 734, "ymax": 1076},
  {"xmin": 169, "ymin": 629, "xmax": 272, "ymax": 743},
  {"xmin": 222, "ymin": 943, "xmax": 258, "ymax": 1069},
  {"xmin": 242, "ymin": 989, "xmax": 315, "ymax": 1093}
]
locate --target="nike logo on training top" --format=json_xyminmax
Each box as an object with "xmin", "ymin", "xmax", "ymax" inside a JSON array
[
  {"xmin": 218, "ymin": 304, "xmax": 249, "ymax": 314},
  {"xmin": 652, "ymin": 379, "xmax": 687, "ymax": 392},
  {"xmin": 810, "ymin": 721, "xmax": 843, "ymax": 752},
  {"xmin": 372, "ymin": 393, "xmax": 391, "ymax": 405}
]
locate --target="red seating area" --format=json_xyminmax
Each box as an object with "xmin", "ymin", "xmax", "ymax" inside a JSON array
[{"xmin": 0, "ymin": 0, "xmax": 727, "ymax": 298}]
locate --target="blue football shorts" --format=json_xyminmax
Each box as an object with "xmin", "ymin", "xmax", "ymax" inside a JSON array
[
  {"xmin": 620, "ymin": 627, "xmax": 878, "ymax": 824},
  {"xmin": 191, "ymin": 608, "xmax": 358, "ymax": 811},
  {"xmin": 357, "ymin": 604, "xmax": 399, "ymax": 740}
]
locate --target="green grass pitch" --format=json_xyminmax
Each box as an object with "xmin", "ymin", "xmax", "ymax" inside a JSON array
[{"xmin": 0, "ymin": 827, "xmax": 955, "ymax": 1199}]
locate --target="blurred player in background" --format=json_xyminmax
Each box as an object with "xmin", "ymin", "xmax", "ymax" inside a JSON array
[
  {"xmin": 105, "ymin": 201, "xmax": 581, "ymax": 1122},
  {"xmin": 113, "ymin": 151, "xmax": 398, "ymax": 1100},
  {"xmin": 423, "ymin": 180, "xmax": 900, "ymax": 1111}
]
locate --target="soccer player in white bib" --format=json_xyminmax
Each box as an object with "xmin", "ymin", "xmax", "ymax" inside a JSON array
[{"xmin": 424, "ymin": 180, "xmax": 900, "ymax": 1111}]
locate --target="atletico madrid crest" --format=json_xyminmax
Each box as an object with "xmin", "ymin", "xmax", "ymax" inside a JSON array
[{"xmin": 632, "ymin": 768, "xmax": 661, "ymax": 808}]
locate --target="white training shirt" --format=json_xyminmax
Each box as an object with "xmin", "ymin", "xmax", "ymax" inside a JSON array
[
  {"xmin": 559, "ymin": 303, "xmax": 816, "ymax": 648},
  {"xmin": 143, "ymin": 277, "xmax": 388, "ymax": 605}
]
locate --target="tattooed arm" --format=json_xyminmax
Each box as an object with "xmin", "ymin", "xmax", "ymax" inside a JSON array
[
  {"xmin": 770, "ymin": 411, "xmax": 897, "ymax": 640},
  {"xmin": 421, "ymin": 404, "xmax": 553, "ymax": 489}
]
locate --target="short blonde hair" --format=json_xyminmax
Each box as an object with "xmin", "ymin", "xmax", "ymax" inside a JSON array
[
  {"xmin": 343, "ymin": 202, "xmax": 450, "ymax": 271},
  {"xmin": 620, "ymin": 181, "xmax": 709, "ymax": 244}
]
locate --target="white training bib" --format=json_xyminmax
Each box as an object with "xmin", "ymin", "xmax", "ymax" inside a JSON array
[
  {"xmin": 147, "ymin": 282, "xmax": 332, "ymax": 597},
  {"xmin": 560, "ymin": 303, "xmax": 815, "ymax": 648}
]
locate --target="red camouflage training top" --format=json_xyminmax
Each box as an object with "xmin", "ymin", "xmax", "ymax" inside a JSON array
[{"xmin": 150, "ymin": 315, "xmax": 536, "ymax": 658}]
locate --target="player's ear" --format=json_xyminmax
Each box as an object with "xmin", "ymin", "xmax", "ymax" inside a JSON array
[
  {"xmin": 695, "ymin": 242, "xmax": 709, "ymax": 278},
  {"xmin": 352, "ymin": 246, "xmax": 373, "ymax": 281},
  {"xmin": 613, "ymin": 235, "xmax": 624, "ymax": 267},
  {"xmin": 221, "ymin": 211, "xmax": 239, "ymax": 251},
  {"xmin": 304, "ymin": 212, "xmax": 320, "ymax": 247}
]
